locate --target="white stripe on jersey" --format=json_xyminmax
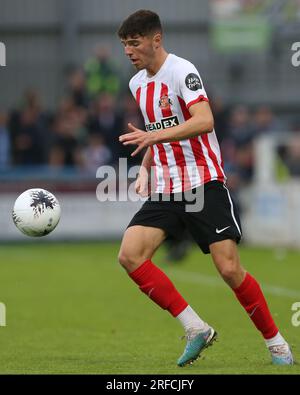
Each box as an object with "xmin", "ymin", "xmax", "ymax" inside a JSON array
[
  {"xmin": 161, "ymin": 143, "xmax": 182, "ymax": 193},
  {"xmin": 138, "ymin": 84, "xmax": 149, "ymax": 126},
  {"xmin": 198, "ymin": 137, "xmax": 214, "ymax": 179},
  {"xmin": 152, "ymin": 144, "xmax": 165, "ymax": 191}
]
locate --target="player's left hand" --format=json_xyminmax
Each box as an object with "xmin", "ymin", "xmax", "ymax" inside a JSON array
[{"xmin": 119, "ymin": 123, "xmax": 157, "ymax": 157}]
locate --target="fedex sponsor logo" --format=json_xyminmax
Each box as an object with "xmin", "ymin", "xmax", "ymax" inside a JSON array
[{"xmin": 145, "ymin": 115, "xmax": 179, "ymax": 132}]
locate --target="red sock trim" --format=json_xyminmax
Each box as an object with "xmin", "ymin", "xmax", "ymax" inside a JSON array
[
  {"xmin": 129, "ymin": 259, "xmax": 152, "ymax": 282},
  {"xmin": 129, "ymin": 259, "xmax": 188, "ymax": 317}
]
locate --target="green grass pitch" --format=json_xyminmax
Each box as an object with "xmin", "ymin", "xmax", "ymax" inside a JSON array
[{"xmin": 0, "ymin": 242, "xmax": 299, "ymax": 374}]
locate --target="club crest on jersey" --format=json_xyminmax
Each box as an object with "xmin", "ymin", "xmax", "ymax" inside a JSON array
[
  {"xmin": 158, "ymin": 95, "xmax": 173, "ymax": 109},
  {"xmin": 145, "ymin": 115, "xmax": 179, "ymax": 132}
]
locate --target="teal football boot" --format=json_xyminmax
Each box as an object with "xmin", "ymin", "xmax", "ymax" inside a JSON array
[
  {"xmin": 269, "ymin": 344, "xmax": 294, "ymax": 365},
  {"xmin": 177, "ymin": 327, "xmax": 217, "ymax": 367}
]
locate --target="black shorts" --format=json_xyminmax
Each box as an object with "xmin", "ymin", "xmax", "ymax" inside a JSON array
[{"xmin": 127, "ymin": 181, "xmax": 242, "ymax": 254}]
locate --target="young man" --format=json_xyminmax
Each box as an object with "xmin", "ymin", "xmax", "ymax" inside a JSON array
[{"xmin": 117, "ymin": 10, "xmax": 293, "ymax": 366}]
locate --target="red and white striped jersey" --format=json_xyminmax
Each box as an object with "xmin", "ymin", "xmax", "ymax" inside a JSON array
[{"xmin": 129, "ymin": 53, "xmax": 226, "ymax": 193}]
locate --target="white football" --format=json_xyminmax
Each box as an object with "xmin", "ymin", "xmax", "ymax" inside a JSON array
[{"xmin": 12, "ymin": 189, "xmax": 61, "ymax": 237}]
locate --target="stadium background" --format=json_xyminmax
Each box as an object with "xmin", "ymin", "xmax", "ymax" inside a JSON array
[{"xmin": 0, "ymin": 0, "xmax": 300, "ymax": 375}]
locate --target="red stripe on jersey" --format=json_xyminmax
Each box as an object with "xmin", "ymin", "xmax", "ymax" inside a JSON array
[
  {"xmin": 187, "ymin": 95, "xmax": 209, "ymax": 110},
  {"xmin": 201, "ymin": 134, "xmax": 224, "ymax": 181},
  {"xmin": 146, "ymin": 82, "xmax": 171, "ymax": 193},
  {"xmin": 145, "ymin": 82, "xmax": 155, "ymax": 122},
  {"xmin": 160, "ymin": 84, "xmax": 191, "ymax": 191},
  {"xmin": 177, "ymin": 96, "xmax": 210, "ymax": 183},
  {"xmin": 136, "ymin": 87, "xmax": 141, "ymax": 106}
]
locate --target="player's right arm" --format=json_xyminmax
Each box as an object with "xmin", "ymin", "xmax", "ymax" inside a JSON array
[
  {"xmin": 140, "ymin": 146, "xmax": 153, "ymax": 171},
  {"xmin": 135, "ymin": 147, "xmax": 153, "ymax": 197}
]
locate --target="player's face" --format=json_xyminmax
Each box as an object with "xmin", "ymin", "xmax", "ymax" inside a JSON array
[{"xmin": 121, "ymin": 35, "xmax": 157, "ymax": 70}]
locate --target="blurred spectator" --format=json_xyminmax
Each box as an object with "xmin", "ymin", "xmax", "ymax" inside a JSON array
[
  {"xmin": 10, "ymin": 107, "xmax": 47, "ymax": 165},
  {"xmin": 9, "ymin": 89, "xmax": 51, "ymax": 166},
  {"xmin": 220, "ymin": 105, "xmax": 256, "ymax": 211},
  {"xmin": 253, "ymin": 105, "xmax": 285, "ymax": 135},
  {"xmin": 19, "ymin": 89, "xmax": 43, "ymax": 113},
  {"xmin": 67, "ymin": 68, "xmax": 89, "ymax": 108},
  {"xmin": 84, "ymin": 45, "xmax": 121, "ymax": 99},
  {"xmin": 228, "ymin": 105, "xmax": 254, "ymax": 146},
  {"xmin": 87, "ymin": 93, "xmax": 123, "ymax": 163},
  {"xmin": 210, "ymin": 96, "xmax": 230, "ymax": 143},
  {"xmin": 221, "ymin": 105, "xmax": 254, "ymax": 164},
  {"xmin": 49, "ymin": 97, "xmax": 87, "ymax": 167},
  {"xmin": 82, "ymin": 134, "xmax": 112, "ymax": 173},
  {"xmin": 119, "ymin": 93, "xmax": 145, "ymax": 165},
  {"xmin": 56, "ymin": 96, "xmax": 88, "ymax": 142},
  {"xmin": 0, "ymin": 111, "xmax": 10, "ymax": 169},
  {"xmin": 48, "ymin": 112, "xmax": 83, "ymax": 168},
  {"xmin": 235, "ymin": 143, "xmax": 254, "ymax": 182}
]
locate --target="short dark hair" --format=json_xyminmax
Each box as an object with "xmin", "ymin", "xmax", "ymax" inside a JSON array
[{"xmin": 118, "ymin": 10, "xmax": 162, "ymax": 39}]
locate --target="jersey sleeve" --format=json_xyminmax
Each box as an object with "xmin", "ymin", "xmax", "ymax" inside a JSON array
[
  {"xmin": 178, "ymin": 62, "xmax": 209, "ymax": 109},
  {"xmin": 129, "ymin": 77, "xmax": 136, "ymax": 97},
  {"xmin": 129, "ymin": 75, "xmax": 141, "ymax": 101}
]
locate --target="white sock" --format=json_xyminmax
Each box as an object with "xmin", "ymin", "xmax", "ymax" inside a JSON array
[
  {"xmin": 265, "ymin": 332, "xmax": 287, "ymax": 348},
  {"xmin": 176, "ymin": 305, "xmax": 209, "ymax": 333}
]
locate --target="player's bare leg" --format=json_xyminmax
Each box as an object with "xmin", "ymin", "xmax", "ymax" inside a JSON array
[
  {"xmin": 118, "ymin": 225, "xmax": 166, "ymax": 273},
  {"xmin": 118, "ymin": 225, "xmax": 217, "ymax": 366},
  {"xmin": 210, "ymin": 239, "xmax": 293, "ymax": 365}
]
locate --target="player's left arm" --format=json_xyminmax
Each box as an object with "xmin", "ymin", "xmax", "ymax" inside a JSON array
[
  {"xmin": 155, "ymin": 100, "xmax": 214, "ymax": 143},
  {"xmin": 119, "ymin": 101, "xmax": 214, "ymax": 156},
  {"xmin": 158, "ymin": 62, "xmax": 214, "ymax": 142}
]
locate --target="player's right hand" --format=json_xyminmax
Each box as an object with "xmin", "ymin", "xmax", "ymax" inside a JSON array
[{"xmin": 135, "ymin": 170, "xmax": 150, "ymax": 197}]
